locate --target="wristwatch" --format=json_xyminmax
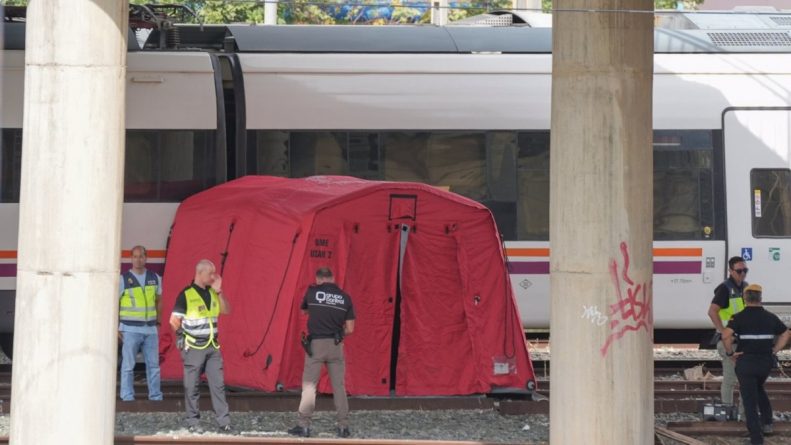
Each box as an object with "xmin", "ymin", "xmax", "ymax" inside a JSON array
[{"xmin": 726, "ymin": 350, "xmax": 734, "ymax": 356}]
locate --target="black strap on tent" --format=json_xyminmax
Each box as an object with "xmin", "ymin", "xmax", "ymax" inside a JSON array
[
  {"xmin": 243, "ymin": 231, "xmax": 299, "ymax": 372},
  {"xmin": 219, "ymin": 222, "xmax": 235, "ymax": 275}
]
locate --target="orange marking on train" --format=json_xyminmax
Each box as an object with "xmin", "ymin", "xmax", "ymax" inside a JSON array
[
  {"xmin": 653, "ymin": 248, "xmax": 702, "ymax": 257},
  {"xmin": 0, "ymin": 251, "xmax": 16, "ymax": 259},
  {"xmin": 506, "ymin": 248, "xmax": 549, "ymax": 257}
]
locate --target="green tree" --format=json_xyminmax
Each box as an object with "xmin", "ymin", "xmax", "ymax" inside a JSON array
[
  {"xmin": 3, "ymin": 0, "xmax": 709, "ymax": 23},
  {"xmin": 542, "ymin": 0, "xmax": 703, "ymax": 11}
]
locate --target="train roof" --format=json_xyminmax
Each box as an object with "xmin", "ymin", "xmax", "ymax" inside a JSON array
[{"xmin": 5, "ymin": 10, "xmax": 791, "ymax": 54}]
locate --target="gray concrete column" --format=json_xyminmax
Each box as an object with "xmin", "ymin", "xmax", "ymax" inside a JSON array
[
  {"xmin": 10, "ymin": 1, "xmax": 128, "ymax": 444},
  {"xmin": 431, "ymin": 0, "xmax": 448, "ymax": 26},
  {"xmin": 265, "ymin": 0, "xmax": 278, "ymax": 25},
  {"xmin": 513, "ymin": 0, "xmax": 542, "ymax": 11},
  {"xmin": 549, "ymin": 2, "xmax": 654, "ymax": 444}
]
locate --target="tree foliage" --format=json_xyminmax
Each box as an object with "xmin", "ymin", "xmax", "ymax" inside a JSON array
[{"xmin": 3, "ymin": 0, "xmax": 707, "ymax": 24}]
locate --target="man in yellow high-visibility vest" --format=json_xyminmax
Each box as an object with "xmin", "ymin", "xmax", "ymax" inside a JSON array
[
  {"xmin": 118, "ymin": 245, "xmax": 162, "ymax": 401},
  {"xmin": 170, "ymin": 259, "xmax": 231, "ymax": 433},
  {"xmin": 708, "ymin": 255, "xmax": 748, "ymax": 417}
]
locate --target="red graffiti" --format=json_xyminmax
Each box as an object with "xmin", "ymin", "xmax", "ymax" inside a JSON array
[{"xmin": 600, "ymin": 241, "xmax": 653, "ymax": 357}]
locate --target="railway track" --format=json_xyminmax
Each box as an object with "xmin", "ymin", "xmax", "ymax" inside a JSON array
[
  {"xmin": 0, "ymin": 371, "xmax": 790, "ymax": 415},
  {"xmin": 0, "ymin": 437, "xmax": 529, "ymax": 445},
  {"xmin": 0, "ymin": 380, "xmax": 789, "ymax": 415}
]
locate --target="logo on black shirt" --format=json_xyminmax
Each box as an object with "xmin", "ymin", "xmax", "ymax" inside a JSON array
[{"xmin": 316, "ymin": 291, "xmax": 345, "ymax": 305}]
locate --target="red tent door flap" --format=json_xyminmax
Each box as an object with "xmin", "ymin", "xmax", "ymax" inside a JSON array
[{"xmin": 396, "ymin": 222, "xmax": 477, "ymax": 395}]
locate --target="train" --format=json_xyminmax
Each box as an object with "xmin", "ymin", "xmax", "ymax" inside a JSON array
[{"xmin": 2, "ymin": 7, "xmax": 791, "ymax": 354}]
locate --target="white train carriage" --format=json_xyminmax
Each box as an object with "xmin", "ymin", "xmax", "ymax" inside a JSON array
[
  {"xmin": 0, "ymin": 23, "xmax": 226, "ymax": 353},
  {"xmin": 230, "ymin": 15, "xmax": 791, "ymax": 336},
  {"xmin": 2, "ymin": 10, "xmax": 791, "ymax": 353}
]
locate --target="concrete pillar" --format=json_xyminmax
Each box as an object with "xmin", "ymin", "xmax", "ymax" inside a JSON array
[
  {"xmin": 10, "ymin": 1, "xmax": 127, "ymax": 444},
  {"xmin": 264, "ymin": 0, "xmax": 278, "ymax": 25},
  {"xmin": 513, "ymin": 0, "xmax": 543, "ymax": 11},
  {"xmin": 431, "ymin": 0, "xmax": 448, "ymax": 26},
  {"xmin": 549, "ymin": 2, "xmax": 654, "ymax": 444}
]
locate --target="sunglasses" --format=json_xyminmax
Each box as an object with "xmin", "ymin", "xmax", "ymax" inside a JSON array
[{"xmin": 733, "ymin": 268, "xmax": 749, "ymax": 274}]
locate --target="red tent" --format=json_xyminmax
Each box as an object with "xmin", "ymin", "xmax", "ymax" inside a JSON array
[{"xmin": 159, "ymin": 176, "xmax": 534, "ymax": 396}]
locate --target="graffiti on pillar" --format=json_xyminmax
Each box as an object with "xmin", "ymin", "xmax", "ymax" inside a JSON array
[
  {"xmin": 581, "ymin": 305, "xmax": 608, "ymax": 326},
  {"xmin": 600, "ymin": 241, "xmax": 653, "ymax": 357}
]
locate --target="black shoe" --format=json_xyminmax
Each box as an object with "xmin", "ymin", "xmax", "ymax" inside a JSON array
[
  {"xmin": 218, "ymin": 424, "xmax": 234, "ymax": 434},
  {"xmin": 287, "ymin": 425, "xmax": 310, "ymax": 437},
  {"xmin": 337, "ymin": 426, "xmax": 351, "ymax": 438},
  {"xmin": 763, "ymin": 424, "xmax": 774, "ymax": 435}
]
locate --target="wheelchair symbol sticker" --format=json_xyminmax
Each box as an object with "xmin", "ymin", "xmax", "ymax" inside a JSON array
[{"xmin": 741, "ymin": 248, "xmax": 753, "ymax": 261}]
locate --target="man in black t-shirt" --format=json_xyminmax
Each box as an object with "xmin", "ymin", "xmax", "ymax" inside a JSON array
[
  {"xmin": 288, "ymin": 267, "xmax": 355, "ymax": 438},
  {"xmin": 723, "ymin": 284, "xmax": 791, "ymax": 445}
]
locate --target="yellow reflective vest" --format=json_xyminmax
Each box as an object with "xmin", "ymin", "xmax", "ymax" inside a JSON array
[
  {"xmin": 182, "ymin": 286, "xmax": 221, "ymax": 350},
  {"xmin": 119, "ymin": 270, "xmax": 159, "ymax": 326},
  {"xmin": 718, "ymin": 279, "xmax": 746, "ymax": 327}
]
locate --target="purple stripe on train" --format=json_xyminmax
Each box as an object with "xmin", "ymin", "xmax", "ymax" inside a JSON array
[
  {"xmin": 508, "ymin": 262, "xmax": 550, "ymax": 274},
  {"xmin": 508, "ymin": 261, "xmax": 702, "ymax": 275},
  {"xmin": 0, "ymin": 260, "xmax": 700, "ymax": 278},
  {"xmin": 119, "ymin": 263, "xmax": 166, "ymax": 275},
  {"xmin": 0, "ymin": 264, "xmax": 15, "ymax": 278},
  {"xmin": 0, "ymin": 263, "xmax": 165, "ymax": 278}
]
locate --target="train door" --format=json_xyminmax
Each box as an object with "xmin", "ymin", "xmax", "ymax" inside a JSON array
[{"xmin": 724, "ymin": 109, "xmax": 791, "ymax": 303}]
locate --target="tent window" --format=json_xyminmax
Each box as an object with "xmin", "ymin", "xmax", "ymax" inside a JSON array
[
  {"xmin": 124, "ymin": 130, "xmax": 217, "ymax": 202},
  {"xmin": 0, "ymin": 129, "xmax": 22, "ymax": 203}
]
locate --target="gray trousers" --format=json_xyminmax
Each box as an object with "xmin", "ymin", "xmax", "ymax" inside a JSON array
[
  {"xmin": 181, "ymin": 346, "xmax": 230, "ymax": 427},
  {"xmin": 717, "ymin": 340, "xmax": 745, "ymax": 417},
  {"xmin": 298, "ymin": 338, "xmax": 349, "ymax": 428}
]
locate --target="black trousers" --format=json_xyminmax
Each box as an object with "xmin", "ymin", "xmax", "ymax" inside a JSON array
[{"xmin": 735, "ymin": 355, "xmax": 773, "ymax": 445}]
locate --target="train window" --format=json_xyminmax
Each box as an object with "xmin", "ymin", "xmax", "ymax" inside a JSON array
[
  {"xmin": 0, "ymin": 129, "xmax": 23, "ymax": 203},
  {"xmin": 250, "ymin": 131, "xmax": 382, "ymax": 179},
  {"xmin": 653, "ymin": 130, "xmax": 715, "ymax": 240},
  {"xmin": 485, "ymin": 132, "xmax": 519, "ymax": 240},
  {"xmin": 290, "ymin": 132, "xmax": 347, "ymax": 177},
  {"xmin": 251, "ymin": 131, "xmax": 290, "ymax": 177},
  {"xmin": 383, "ymin": 132, "xmax": 487, "ymax": 199},
  {"xmin": 124, "ymin": 130, "xmax": 217, "ymax": 202},
  {"xmin": 347, "ymin": 132, "xmax": 381, "ymax": 180},
  {"xmin": 751, "ymin": 169, "xmax": 791, "ymax": 238},
  {"xmin": 517, "ymin": 131, "xmax": 550, "ymax": 241}
]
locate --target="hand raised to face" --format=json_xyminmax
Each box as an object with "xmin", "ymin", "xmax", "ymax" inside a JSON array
[{"xmin": 212, "ymin": 274, "xmax": 223, "ymax": 294}]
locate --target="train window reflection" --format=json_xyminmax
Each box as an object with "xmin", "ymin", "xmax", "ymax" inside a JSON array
[
  {"xmin": 383, "ymin": 132, "xmax": 487, "ymax": 200},
  {"xmin": 751, "ymin": 169, "xmax": 791, "ymax": 238},
  {"xmin": 0, "ymin": 129, "xmax": 22, "ymax": 203},
  {"xmin": 124, "ymin": 130, "xmax": 217, "ymax": 202},
  {"xmin": 251, "ymin": 131, "xmax": 381, "ymax": 179},
  {"xmin": 653, "ymin": 130, "xmax": 715, "ymax": 240},
  {"xmin": 290, "ymin": 132, "xmax": 347, "ymax": 177},
  {"xmin": 247, "ymin": 129, "xmax": 719, "ymax": 243},
  {"xmin": 517, "ymin": 132, "xmax": 550, "ymax": 241}
]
